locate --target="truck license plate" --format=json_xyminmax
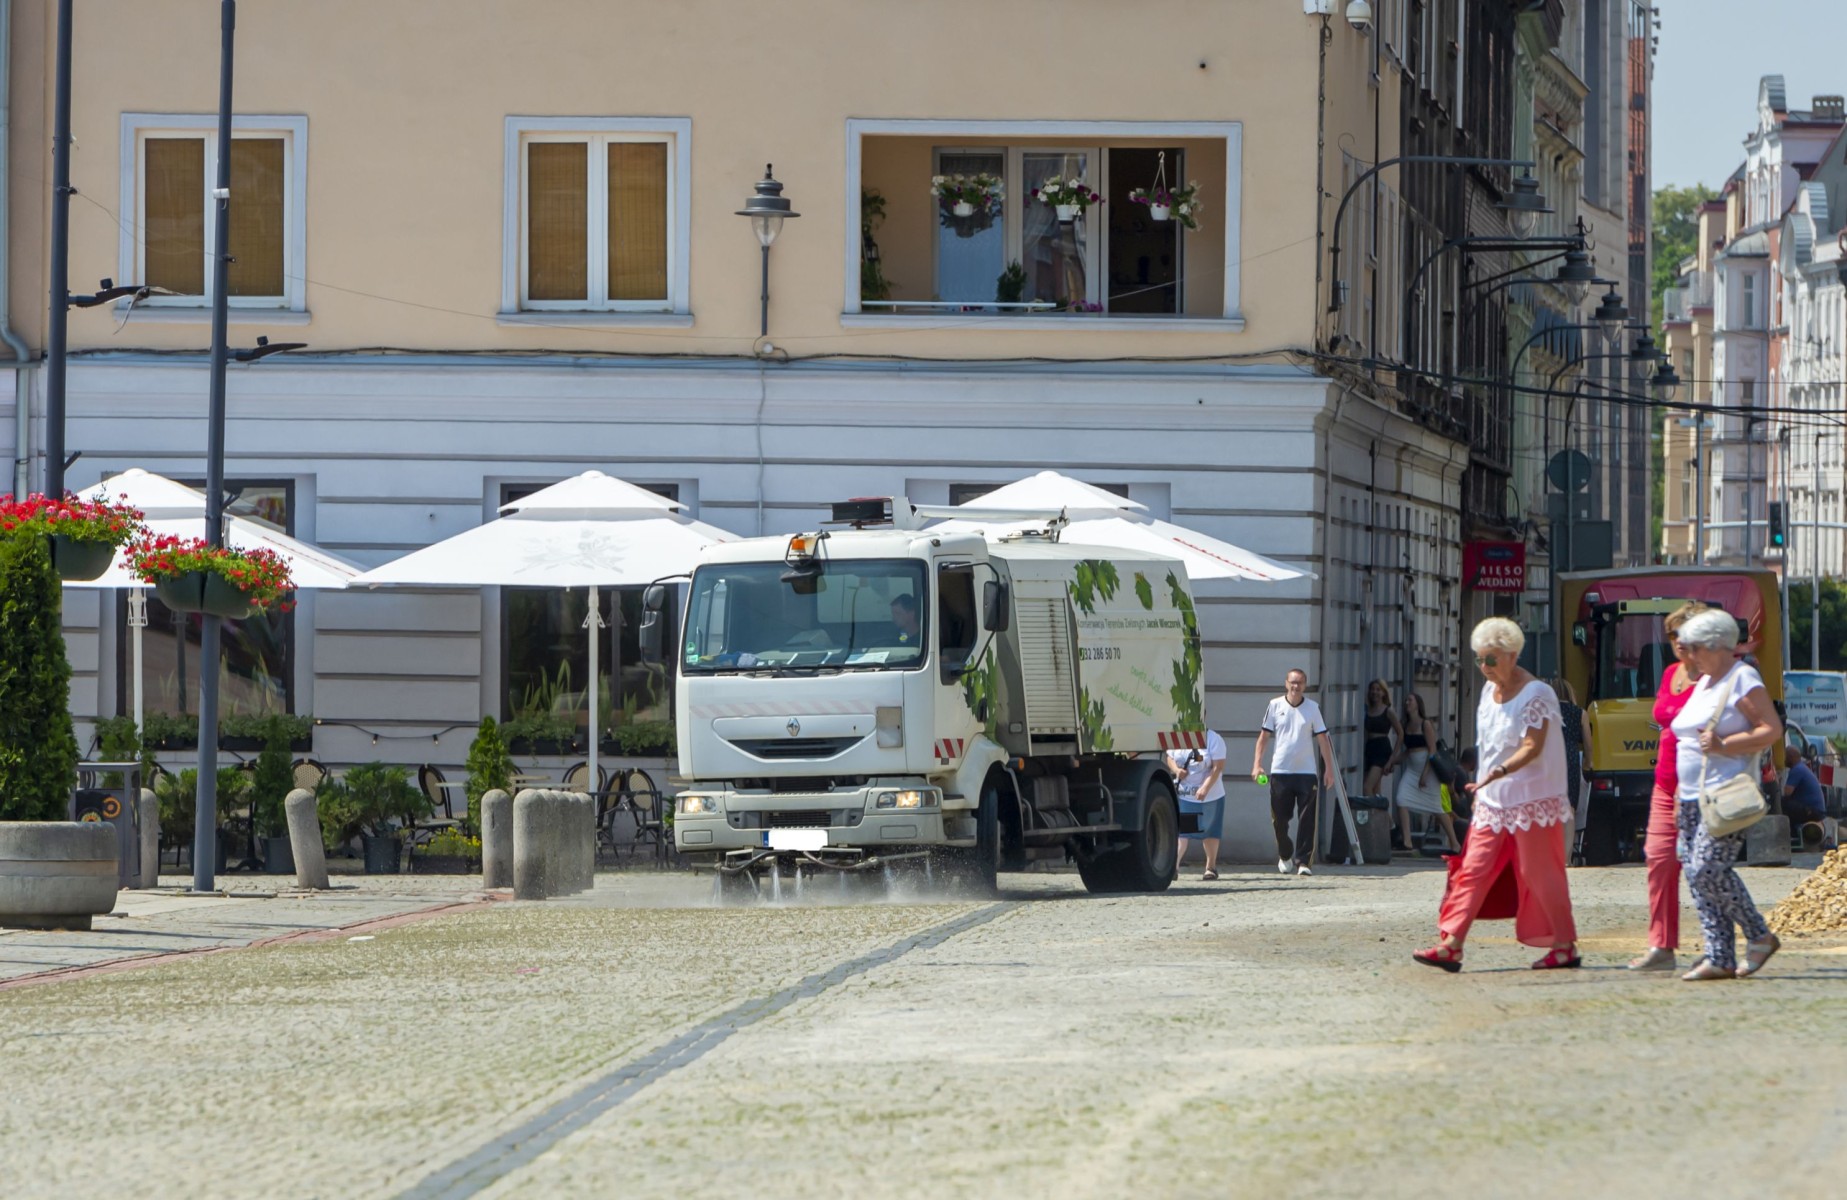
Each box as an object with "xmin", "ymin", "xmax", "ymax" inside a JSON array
[{"xmin": 764, "ymin": 829, "xmax": 827, "ymax": 852}]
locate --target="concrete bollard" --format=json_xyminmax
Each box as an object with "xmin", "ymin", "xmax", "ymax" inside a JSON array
[
  {"xmin": 285, "ymin": 788, "xmax": 330, "ymax": 890},
  {"xmin": 513, "ymin": 789, "xmax": 597, "ymax": 900},
  {"xmin": 567, "ymin": 791, "xmax": 596, "ymax": 893},
  {"xmin": 137, "ymin": 789, "xmax": 160, "ymax": 888},
  {"xmin": 1740, "ymin": 814, "xmax": 1792, "ymax": 866},
  {"xmin": 481, "ymin": 789, "xmax": 514, "ymax": 889},
  {"xmin": 0, "ymin": 822, "xmax": 120, "ymax": 930}
]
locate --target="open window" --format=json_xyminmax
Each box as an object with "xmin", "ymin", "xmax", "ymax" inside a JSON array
[{"xmin": 937, "ymin": 563, "xmax": 978, "ymax": 680}]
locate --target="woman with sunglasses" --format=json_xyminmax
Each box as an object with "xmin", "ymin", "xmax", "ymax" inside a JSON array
[
  {"xmin": 1414, "ymin": 618, "xmax": 1579, "ymax": 972},
  {"xmin": 1628, "ymin": 601, "xmax": 1707, "ymax": 971}
]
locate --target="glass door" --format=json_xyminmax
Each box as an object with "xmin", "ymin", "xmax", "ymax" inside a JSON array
[
  {"xmin": 1013, "ymin": 149, "xmax": 1100, "ymax": 310},
  {"xmin": 933, "ymin": 150, "xmax": 1006, "ymax": 307}
]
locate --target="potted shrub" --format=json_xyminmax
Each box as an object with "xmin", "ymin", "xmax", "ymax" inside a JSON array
[
  {"xmin": 1128, "ymin": 180, "xmax": 1204, "ymax": 230},
  {"xmin": 1030, "ymin": 175, "xmax": 1102, "ymax": 224},
  {"xmin": 315, "ymin": 776, "xmax": 363, "ymax": 859},
  {"xmin": 605, "ymin": 719, "xmax": 677, "ymax": 760},
  {"xmin": 126, "ymin": 535, "xmax": 294, "ymax": 618},
  {"xmin": 464, "ymin": 715, "xmax": 515, "ymax": 835},
  {"xmin": 152, "ymin": 767, "xmax": 250, "ymax": 874},
  {"xmin": 249, "ymin": 716, "xmax": 296, "ymax": 874},
  {"xmin": 995, "ymin": 261, "xmax": 1028, "ymax": 308},
  {"xmin": 219, "ymin": 711, "xmax": 313, "ymax": 752},
  {"xmin": 343, "ymin": 762, "xmax": 431, "ymax": 874},
  {"xmin": 0, "ymin": 532, "xmax": 79, "ymax": 821},
  {"xmin": 411, "ymin": 829, "xmax": 482, "ymax": 875},
  {"xmin": 0, "ymin": 491, "xmax": 142, "ymax": 582}
]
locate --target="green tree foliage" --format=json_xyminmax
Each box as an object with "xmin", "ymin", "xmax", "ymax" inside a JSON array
[
  {"xmin": 0, "ymin": 533, "xmax": 79, "ymax": 820},
  {"xmin": 249, "ymin": 715, "xmax": 295, "ymax": 836},
  {"xmin": 1789, "ymin": 579, "xmax": 1847, "ymax": 672},
  {"xmin": 463, "ymin": 716, "xmax": 514, "ymax": 834}
]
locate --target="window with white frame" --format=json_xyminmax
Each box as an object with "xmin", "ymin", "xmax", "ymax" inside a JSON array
[
  {"xmin": 503, "ymin": 119, "xmax": 691, "ymax": 314},
  {"xmin": 121, "ymin": 115, "xmax": 306, "ymax": 309}
]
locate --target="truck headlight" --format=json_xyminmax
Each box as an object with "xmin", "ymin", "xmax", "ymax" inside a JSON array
[
  {"xmin": 678, "ymin": 795, "xmax": 721, "ymax": 816},
  {"xmin": 874, "ymin": 789, "xmax": 935, "ymax": 810}
]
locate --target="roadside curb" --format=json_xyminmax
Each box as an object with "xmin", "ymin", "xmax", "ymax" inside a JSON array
[{"xmin": 0, "ymin": 894, "xmax": 505, "ymax": 993}]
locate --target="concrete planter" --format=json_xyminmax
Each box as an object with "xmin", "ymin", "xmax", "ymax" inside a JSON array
[{"xmin": 0, "ymin": 822, "xmax": 120, "ymax": 931}]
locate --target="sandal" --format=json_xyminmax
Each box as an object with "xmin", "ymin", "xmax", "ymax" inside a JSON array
[
  {"xmin": 1201, "ymin": 869, "xmax": 1220, "ymax": 881},
  {"xmin": 1531, "ymin": 947, "xmax": 1581, "ymax": 970},
  {"xmin": 1626, "ymin": 947, "xmax": 1677, "ymax": 972},
  {"xmin": 1413, "ymin": 944, "xmax": 1463, "ymax": 973},
  {"xmin": 1682, "ymin": 961, "xmax": 1736, "ymax": 981},
  {"xmin": 1737, "ymin": 933, "xmax": 1780, "ymax": 978}
]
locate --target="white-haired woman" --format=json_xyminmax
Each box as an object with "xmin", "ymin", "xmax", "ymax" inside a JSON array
[
  {"xmin": 1667, "ymin": 608, "xmax": 1783, "ymax": 980},
  {"xmin": 1414, "ymin": 617, "xmax": 1579, "ymax": 972}
]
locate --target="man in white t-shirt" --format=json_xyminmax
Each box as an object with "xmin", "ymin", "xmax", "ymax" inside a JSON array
[
  {"xmin": 1167, "ymin": 729, "xmax": 1228, "ymax": 880},
  {"xmin": 1252, "ymin": 668, "xmax": 1335, "ymax": 876}
]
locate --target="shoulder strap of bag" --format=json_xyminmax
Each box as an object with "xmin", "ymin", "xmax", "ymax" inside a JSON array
[{"xmin": 1697, "ymin": 668, "xmax": 1744, "ymax": 793}]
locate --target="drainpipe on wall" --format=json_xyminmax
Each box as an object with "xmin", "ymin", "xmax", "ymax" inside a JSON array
[{"xmin": 0, "ymin": 0, "xmax": 37, "ymax": 498}]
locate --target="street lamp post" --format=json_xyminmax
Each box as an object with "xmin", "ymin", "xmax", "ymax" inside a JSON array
[
  {"xmin": 736, "ymin": 166, "xmax": 799, "ymax": 342},
  {"xmin": 1815, "ymin": 429, "xmax": 1824, "ymax": 671}
]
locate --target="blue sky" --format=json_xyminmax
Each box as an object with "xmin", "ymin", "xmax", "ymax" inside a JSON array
[{"xmin": 1652, "ymin": 0, "xmax": 1843, "ymax": 190}]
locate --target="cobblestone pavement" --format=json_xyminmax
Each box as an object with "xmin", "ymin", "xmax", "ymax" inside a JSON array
[{"xmin": 4, "ymin": 861, "xmax": 1844, "ymax": 1200}]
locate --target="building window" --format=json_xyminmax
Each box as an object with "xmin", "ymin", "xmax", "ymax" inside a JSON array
[
  {"xmin": 850, "ymin": 120, "xmax": 1242, "ymax": 323},
  {"xmin": 1741, "ymin": 378, "xmax": 1756, "ymax": 407},
  {"xmin": 119, "ymin": 481, "xmax": 296, "ymax": 721},
  {"xmin": 121, "ymin": 115, "xmax": 307, "ymax": 310},
  {"xmin": 502, "ymin": 118, "xmax": 691, "ymax": 315},
  {"xmin": 1742, "ymin": 273, "xmax": 1757, "ymax": 328},
  {"xmin": 499, "ymin": 482, "xmax": 679, "ymax": 747}
]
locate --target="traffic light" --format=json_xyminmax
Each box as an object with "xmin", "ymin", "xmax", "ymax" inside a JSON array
[{"xmin": 1768, "ymin": 501, "xmax": 1786, "ymax": 549}]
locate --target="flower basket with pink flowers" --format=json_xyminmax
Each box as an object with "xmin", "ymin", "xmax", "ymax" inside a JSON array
[
  {"xmin": 127, "ymin": 535, "xmax": 295, "ymax": 618},
  {"xmin": 0, "ymin": 492, "xmax": 144, "ymax": 581},
  {"xmin": 1030, "ymin": 176, "xmax": 1103, "ymax": 223}
]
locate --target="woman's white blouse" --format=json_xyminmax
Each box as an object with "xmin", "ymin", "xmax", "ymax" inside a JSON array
[
  {"xmin": 1669, "ymin": 661, "xmax": 1766, "ymax": 803},
  {"xmin": 1472, "ymin": 678, "xmax": 1573, "ymax": 833}
]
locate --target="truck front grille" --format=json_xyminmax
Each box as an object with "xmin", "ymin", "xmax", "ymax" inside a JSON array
[
  {"xmin": 766, "ymin": 811, "xmax": 835, "ymax": 829},
  {"xmin": 729, "ymin": 736, "xmax": 860, "ymax": 760}
]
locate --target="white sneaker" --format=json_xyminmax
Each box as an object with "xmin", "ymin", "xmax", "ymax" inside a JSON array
[
  {"xmin": 1296, "ymin": 863, "xmax": 1313, "ymax": 876},
  {"xmin": 1277, "ymin": 858, "xmax": 1291, "ymax": 875}
]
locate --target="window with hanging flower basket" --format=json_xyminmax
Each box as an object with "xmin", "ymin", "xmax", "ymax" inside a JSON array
[
  {"xmin": 126, "ymin": 535, "xmax": 295, "ymax": 619},
  {"xmin": 1127, "ymin": 180, "xmax": 1204, "ymax": 231},
  {"xmin": 932, "ymin": 172, "xmax": 1003, "ymax": 235},
  {"xmin": 0, "ymin": 492, "xmax": 144, "ymax": 581},
  {"xmin": 1029, "ymin": 176, "xmax": 1102, "ymax": 223}
]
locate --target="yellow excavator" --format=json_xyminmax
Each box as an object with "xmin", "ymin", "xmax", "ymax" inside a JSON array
[{"xmin": 1558, "ymin": 567, "xmax": 1784, "ymax": 865}]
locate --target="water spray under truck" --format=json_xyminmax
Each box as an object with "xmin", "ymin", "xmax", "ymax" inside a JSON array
[{"xmin": 640, "ymin": 497, "xmax": 1207, "ymax": 897}]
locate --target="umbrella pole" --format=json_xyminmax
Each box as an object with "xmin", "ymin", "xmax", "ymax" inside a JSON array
[
  {"xmin": 129, "ymin": 590, "xmax": 146, "ymax": 743},
  {"xmin": 586, "ymin": 585, "xmax": 600, "ymax": 797}
]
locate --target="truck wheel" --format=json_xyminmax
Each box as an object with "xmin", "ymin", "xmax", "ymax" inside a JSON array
[
  {"xmin": 1076, "ymin": 848, "xmax": 1126, "ymax": 893},
  {"xmin": 942, "ymin": 776, "xmax": 1001, "ymax": 896},
  {"xmin": 1580, "ymin": 799, "xmax": 1620, "ymax": 867},
  {"xmin": 1116, "ymin": 775, "xmax": 1178, "ymax": 893}
]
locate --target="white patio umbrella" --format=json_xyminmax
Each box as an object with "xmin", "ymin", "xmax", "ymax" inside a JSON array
[
  {"xmin": 927, "ymin": 470, "xmax": 1310, "ymax": 582},
  {"xmin": 63, "ymin": 469, "xmax": 363, "ymax": 744},
  {"xmin": 351, "ymin": 470, "xmax": 732, "ymax": 785}
]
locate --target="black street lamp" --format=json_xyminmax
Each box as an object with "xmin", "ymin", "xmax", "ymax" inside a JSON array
[{"xmin": 736, "ymin": 165, "xmax": 799, "ymax": 343}]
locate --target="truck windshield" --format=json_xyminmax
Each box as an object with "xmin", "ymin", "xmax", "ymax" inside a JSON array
[
  {"xmin": 1593, "ymin": 612, "xmax": 1677, "ymax": 702},
  {"xmin": 682, "ymin": 559, "xmax": 928, "ymax": 672}
]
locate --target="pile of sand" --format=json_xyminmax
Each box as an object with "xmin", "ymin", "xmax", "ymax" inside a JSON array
[{"xmin": 1767, "ymin": 847, "xmax": 1847, "ymax": 934}]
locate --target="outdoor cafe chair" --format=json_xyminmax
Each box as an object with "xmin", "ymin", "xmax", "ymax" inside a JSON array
[
  {"xmin": 291, "ymin": 758, "xmax": 328, "ymax": 793},
  {"xmin": 561, "ymin": 760, "xmax": 607, "ymax": 803}
]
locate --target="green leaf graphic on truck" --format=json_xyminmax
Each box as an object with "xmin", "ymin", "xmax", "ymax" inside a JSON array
[
  {"xmin": 1071, "ymin": 559, "xmax": 1120, "ymax": 614},
  {"xmin": 1078, "ymin": 686, "xmax": 1114, "ymax": 751},
  {"xmin": 1133, "ymin": 571, "xmax": 1154, "ymax": 611},
  {"xmin": 1166, "ymin": 571, "xmax": 1204, "ymax": 731},
  {"xmin": 960, "ymin": 646, "xmax": 999, "ymax": 740}
]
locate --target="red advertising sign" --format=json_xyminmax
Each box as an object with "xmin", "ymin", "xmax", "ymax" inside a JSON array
[{"xmin": 1463, "ymin": 541, "xmax": 1526, "ymax": 591}]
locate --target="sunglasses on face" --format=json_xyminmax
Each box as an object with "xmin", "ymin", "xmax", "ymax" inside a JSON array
[{"xmin": 1474, "ymin": 655, "xmax": 1499, "ymax": 668}]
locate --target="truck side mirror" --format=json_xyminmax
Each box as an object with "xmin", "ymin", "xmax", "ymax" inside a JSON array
[
  {"xmin": 1571, "ymin": 622, "xmax": 1587, "ymax": 647},
  {"xmin": 983, "ymin": 580, "xmax": 1010, "ymax": 632},
  {"xmin": 639, "ymin": 584, "xmax": 666, "ymax": 664}
]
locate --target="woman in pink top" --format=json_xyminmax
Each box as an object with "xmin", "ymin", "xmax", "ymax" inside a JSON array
[
  {"xmin": 1628, "ymin": 601, "xmax": 1707, "ymax": 972},
  {"xmin": 1414, "ymin": 618, "xmax": 1579, "ymax": 973}
]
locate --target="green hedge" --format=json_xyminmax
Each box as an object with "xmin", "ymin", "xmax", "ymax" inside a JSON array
[{"xmin": 0, "ymin": 534, "xmax": 79, "ymax": 820}]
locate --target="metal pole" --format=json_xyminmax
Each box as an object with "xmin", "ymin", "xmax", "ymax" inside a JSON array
[
  {"xmin": 1743, "ymin": 417, "xmax": 1753, "ymax": 568},
  {"xmin": 129, "ymin": 590, "xmax": 146, "ymax": 742},
  {"xmin": 1816, "ymin": 431, "xmax": 1824, "ymax": 671},
  {"xmin": 44, "ymin": 0, "xmax": 72, "ymax": 498},
  {"xmin": 1695, "ymin": 416, "xmax": 1706, "ymax": 565},
  {"xmin": 192, "ymin": 0, "xmax": 236, "ymax": 892},
  {"xmin": 758, "ymin": 243, "xmax": 770, "ymax": 338},
  {"xmin": 1781, "ymin": 428, "xmax": 1792, "ymax": 676},
  {"xmin": 586, "ymin": 584, "xmax": 600, "ymax": 796}
]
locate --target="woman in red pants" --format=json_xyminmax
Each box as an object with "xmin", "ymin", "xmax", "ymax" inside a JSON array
[
  {"xmin": 1628, "ymin": 601, "xmax": 1706, "ymax": 971},
  {"xmin": 1414, "ymin": 618, "xmax": 1578, "ymax": 972}
]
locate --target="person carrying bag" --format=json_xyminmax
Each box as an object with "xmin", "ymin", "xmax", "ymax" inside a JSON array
[{"xmin": 1666, "ymin": 609, "xmax": 1784, "ymax": 981}]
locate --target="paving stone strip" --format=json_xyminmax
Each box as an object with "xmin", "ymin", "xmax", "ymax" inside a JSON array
[{"xmin": 398, "ymin": 901, "xmax": 1020, "ymax": 1200}]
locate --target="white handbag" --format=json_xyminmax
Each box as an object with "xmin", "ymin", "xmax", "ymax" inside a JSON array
[{"xmin": 1695, "ymin": 670, "xmax": 1769, "ymax": 838}]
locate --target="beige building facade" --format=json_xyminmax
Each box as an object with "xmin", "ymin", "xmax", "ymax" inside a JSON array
[{"xmin": 1, "ymin": 1, "xmax": 1475, "ymax": 859}]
